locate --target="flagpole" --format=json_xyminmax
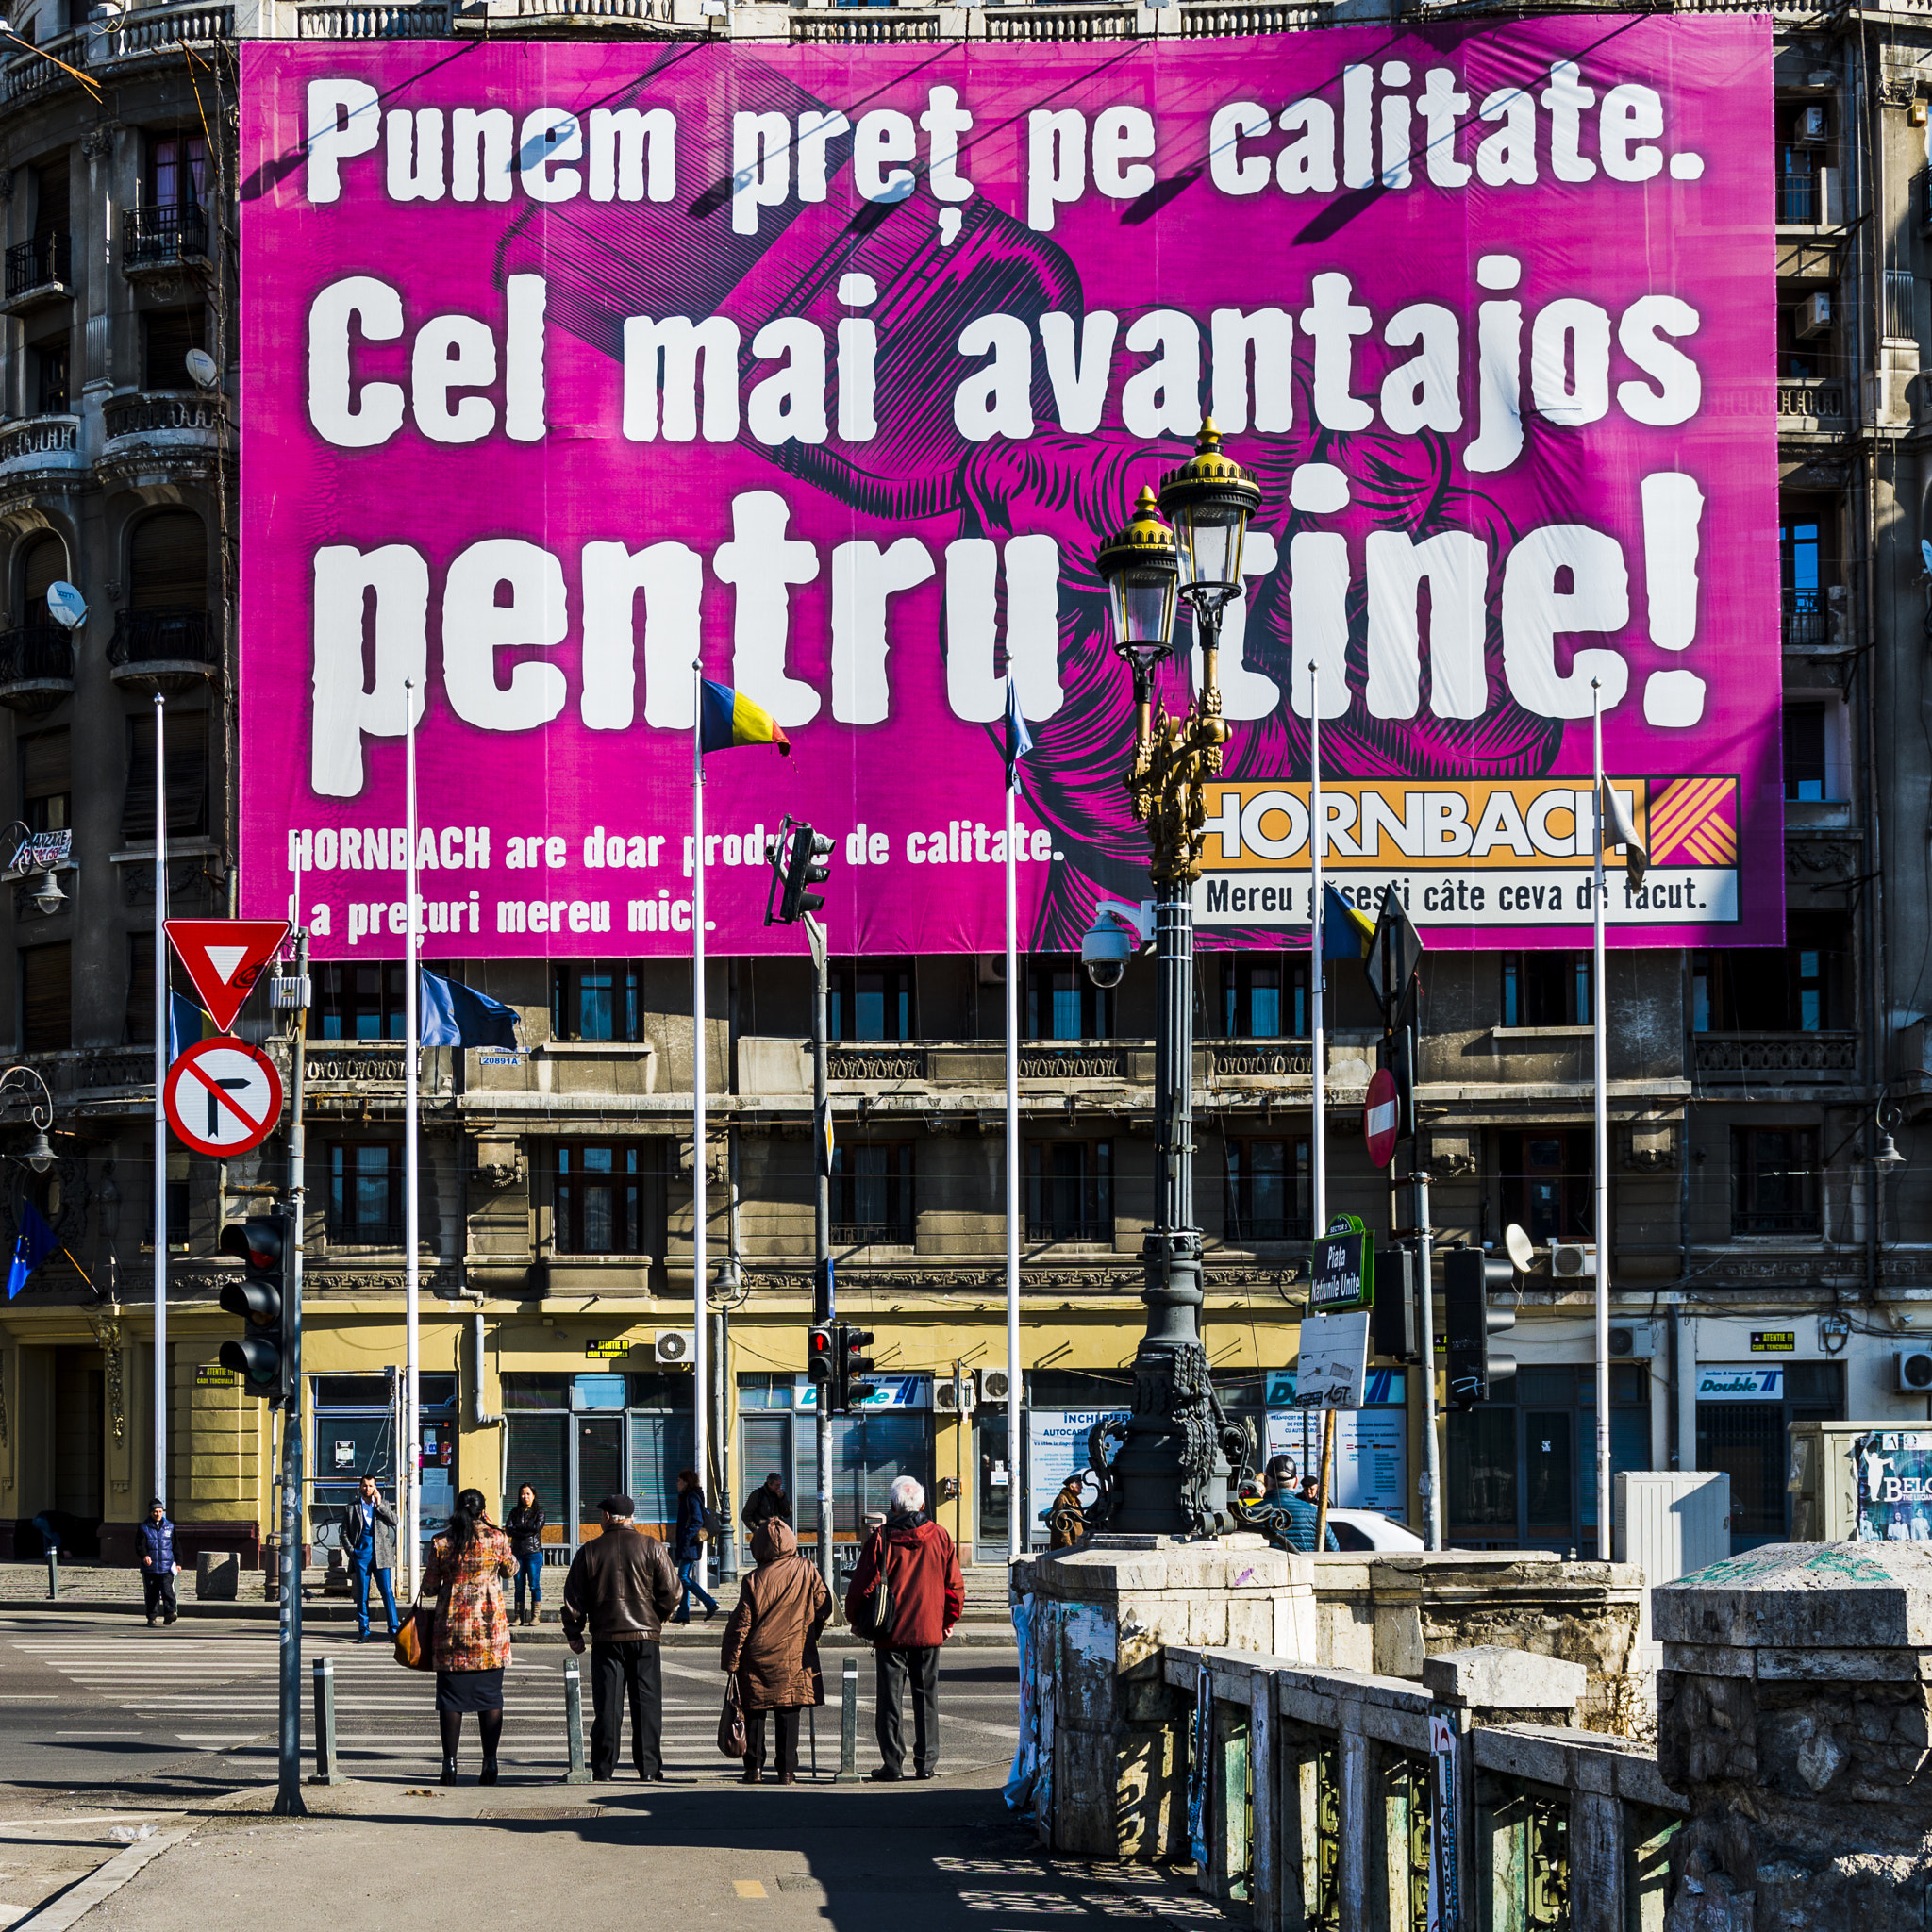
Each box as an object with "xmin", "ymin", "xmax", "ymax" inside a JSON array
[
  {"xmin": 403, "ymin": 679, "xmax": 421, "ymax": 1602},
  {"xmin": 1004, "ymin": 712, "xmax": 1022, "ymax": 1563},
  {"xmin": 1308, "ymin": 663, "xmax": 1324, "ymax": 1235},
  {"xmin": 691, "ymin": 662, "xmax": 708, "ymax": 1580},
  {"xmin": 1591, "ymin": 680, "xmax": 1611, "ymax": 1560},
  {"xmin": 152, "ymin": 692, "xmax": 167, "ymax": 1511}
]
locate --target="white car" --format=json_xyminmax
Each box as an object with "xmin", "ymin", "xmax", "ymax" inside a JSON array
[{"xmin": 1324, "ymin": 1507, "xmax": 1425, "ymax": 1552}]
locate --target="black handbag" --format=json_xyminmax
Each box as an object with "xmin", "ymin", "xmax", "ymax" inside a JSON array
[
  {"xmin": 849, "ymin": 1533, "xmax": 895, "ymax": 1644},
  {"xmin": 718, "ymin": 1674, "xmax": 748, "ymax": 1758}
]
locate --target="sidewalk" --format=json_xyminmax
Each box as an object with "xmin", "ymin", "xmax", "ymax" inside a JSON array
[{"xmin": 69, "ymin": 1774, "xmax": 1222, "ymax": 1932}]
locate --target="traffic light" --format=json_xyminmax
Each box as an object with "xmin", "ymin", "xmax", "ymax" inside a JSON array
[
  {"xmin": 776, "ymin": 822, "xmax": 834, "ymax": 924},
  {"xmin": 834, "ymin": 1324, "xmax": 876, "ymax": 1414},
  {"xmin": 1378, "ymin": 1024, "xmax": 1416, "ymax": 1141},
  {"xmin": 1443, "ymin": 1248, "xmax": 1516, "ymax": 1409},
  {"xmin": 808, "ymin": 1324, "xmax": 835, "ymax": 1406},
  {"xmin": 217, "ymin": 1213, "xmax": 291, "ymax": 1401},
  {"xmin": 1372, "ymin": 1240, "xmax": 1422, "ymax": 1361}
]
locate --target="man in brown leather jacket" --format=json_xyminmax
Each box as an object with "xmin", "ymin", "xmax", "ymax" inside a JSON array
[{"xmin": 560, "ymin": 1493, "xmax": 681, "ymax": 1781}]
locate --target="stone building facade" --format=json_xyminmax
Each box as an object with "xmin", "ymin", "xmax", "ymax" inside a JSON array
[{"xmin": 0, "ymin": 0, "xmax": 1919, "ymax": 1574}]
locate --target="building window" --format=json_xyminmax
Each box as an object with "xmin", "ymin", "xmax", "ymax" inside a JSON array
[
  {"xmin": 123, "ymin": 708, "xmax": 208, "ymax": 842},
  {"xmin": 19, "ymin": 941, "xmax": 69, "ymax": 1052},
  {"xmin": 144, "ymin": 307, "xmax": 206, "ymax": 391},
  {"xmin": 550, "ymin": 960, "xmax": 641, "ymax": 1042},
  {"xmin": 31, "ymin": 340, "xmax": 67, "ymax": 417},
  {"xmin": 1025, "ymin": 1140, "xmax": 1112, "ymax": 1243},
  {"xmin": 18, "ymin": 725, "xmax": 68, "ymax": 836},
  {"xmin": 1693, "ymin": 915, "xmax": 1846, "ymax": 1033},
  {"xmin": 1500, "ymin": 952, "xmax": 1591, "ymax": 1027},
  {"xmin": 328, "ymin": 1142, "xmax": 402, "ymax": 1244},
  {"xmin": 830, "ymin": 1142, "xmax": 914, "ymax": 1245},
  {"xmin": 128, "ymin": 508, "xmax": 208, "ymax": 614},
  {"xmin": 1024, "ymin": 958, "xmax": 1112, "ymax": 1041},
  {"xmin": 1224, "ymin": 1137, "xmax": 1310, "ymax": 1243},
  {"xmin": 149, "ymin": 133, "xmax": 207, "ymax": 210},
  {"xmin": 308, "ymin": 962, "xmax": 406, "ymax": 1040},
  {"xmin": 1221, "ymin": 956, "xmax": 1306, "ymax": 1039},
  {"xmin": 828, "ymin": 959, "xmax": 914, "ymax": 1041},
  {"xmin": 1780, "ymin": 509, "xmax": 1829, "ymax": 647},
  {"xmin": 1732, "ymin": 1127, "xmax": 1820, "ymax": 1237},
  {"xmin": 1499, "ymin": 1129, "xmax": 1593, "ymax": 1245},
  {"xmin": 17, "ymin": 530, "xmax": 66, "ymax": 632},
  {"xmin": 148, "ymin": 1146, "xmax": 189, "ymax": 1251},
  {"xmin": 555, "ymin": 1143, "xmax": 650, "ymax": 1256}
]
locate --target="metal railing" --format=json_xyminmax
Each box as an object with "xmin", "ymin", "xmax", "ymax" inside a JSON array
[
  {"xmin": 1025, "ymin": 1213, "xmax": 1111, "ymax": 1244},
  {"xmin": 1781, "ymin": 588, "xmax": 1830, "ymax": 647},
  {"xmin": 0, "ymin": 626, "xmax": 75, "ymax": 687},
  {"xmin": 831, "ymin": 1219, "xmax": 916, "ymax": 1247},
  {"xmin": 1694, "ymin": 1031, "xmax": 1857, "ymax": 1073},
  {"xmin": 1775, "ymin": 380, "xmax": 1845, "ymax": 423},
  {"xmin": 123, "ymin": 204, "xmax": 210, "ymax": 271},
  {"xmin": 108, "ymin": 608, "xmax": 217, "ymax": 668},
  {"xmin": 5, "ymin": 232, "xmax": 69, "ymax": 299},
  {"xmin": 1779, "ymin": 170, "xmax": 1820, "ymax": 224},
  {"xmin": 1887, "ymin": 266, "xmax": 1917, "ymax": 341},
  {"xmin": 103, "ymin": 391, "xmax": 227, "ymax": 441}
]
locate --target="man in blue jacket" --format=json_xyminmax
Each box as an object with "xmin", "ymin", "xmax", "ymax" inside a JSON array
[{"xmin": 137, "ymin": 1498, "xmax": 179, "ymax": 1626}]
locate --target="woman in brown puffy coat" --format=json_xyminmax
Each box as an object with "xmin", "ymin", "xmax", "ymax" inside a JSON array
[{"xmin": 720, "ymin": 1517, "xmax": 828, "ymax": 1785}]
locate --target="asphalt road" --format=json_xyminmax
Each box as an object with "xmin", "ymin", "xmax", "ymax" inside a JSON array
[{"xmin": 0, "ymin": 1610, "xmax": 1023, "ymax": 1799}]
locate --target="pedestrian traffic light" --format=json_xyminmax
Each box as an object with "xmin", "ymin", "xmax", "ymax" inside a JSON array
[
  {"xmin": 1372, "ymin": 1240, "xmax": 1423, "ymax": 1362},
  {"xmin": 834, "ymin": 1324, "xmax": 876, "ymax": 1414},
  {"xmin": 808, "ymin": 1323, "xmax": 835, "ymax": 1403},
  {"xmin": 775, "ymin": 821, "xmax": 834, "ymax": 924},
  {"xmin": 1443, "ymin": 1248, "xmax": 1516, "ymax": 1409},
  {"xmin": 217, "ymin": 1213, "xmax": 291, "ymax": 1402}
]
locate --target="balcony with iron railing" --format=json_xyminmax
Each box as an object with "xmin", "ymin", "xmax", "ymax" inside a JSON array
[
  {"xmin": 0, "ymin": 625, "xmax": 75, "ymax": 715},
  {"xmin": 1776, "ymin": 379, "xmax": 1847, "ymax": 429},
  {"xmin": 108, "ymin": 607, "xmax": 220, "ymax": 692},
  {"xmin": 122, "ymin": 204, "xmax": 209, "ymax": 275},
  {"xmin": 831, "ymin": 1217, "xmax": 917, "ymax": 1247},
  {"xmin": 1781, "ymin": 587, "xmax": 1833, "ymax": 649},
  {"xmin": 3, "ymin": 232, "xmax": 70, "ymax": 309},
  {"xmin": 1694, "ymin": 1031, "xmax": 1857, "ymax": 1079}
]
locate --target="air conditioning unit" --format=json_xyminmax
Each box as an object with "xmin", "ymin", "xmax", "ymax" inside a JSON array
[
  {"xmin": 935, "ymin": 1373, "xmax": 978, "ymax": 1414},
  {"xmin": 976, "ymin": 955, "xmax": 1008, "ymax": 987},
  {"xmin": 1551, "ymin": 1243, "xmax": 1597, "ymax": 1280},
  {"xmin": 1797, "ymin": 102, "xmax": 1829, "ymax": 142},
  {"xmin": 1896, "ymin": 1350, "xmax": 1932, "ymax": 1394},
  {"xmin": 1796, "ymin": 291, "xmax": 1833, "ymax": 340},
  {"xmin": 982, "ymin": 1369, "xmax": 1012, "ymax": 1403},
  {"xmin": 1609, "ymin": 1323, "xmax": 1656, "ymax": 1359},
  {"xmin": 653, "ymin": 1329, "xmax": 694, "ymax": 1366}
]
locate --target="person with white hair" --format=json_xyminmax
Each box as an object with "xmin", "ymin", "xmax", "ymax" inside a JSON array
[{"xmin": 843, "ymin": 1472, "xmax": 963, "ymax": 1781}]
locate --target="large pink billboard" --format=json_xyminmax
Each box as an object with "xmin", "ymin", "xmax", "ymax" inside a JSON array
[{"xmin": 238, "ymin": 21, "xmax": 1778, "ymax": 959}]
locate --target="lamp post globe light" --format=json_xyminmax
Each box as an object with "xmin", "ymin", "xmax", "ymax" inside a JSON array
[{"xmin": 1081, "ymin": 421, "xmax": 1261, "ymax": 1540}]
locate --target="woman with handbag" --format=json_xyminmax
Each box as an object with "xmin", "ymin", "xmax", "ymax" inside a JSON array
[
  {"xmin": 719, "ymin": 1517, "xmax": 827, "ymax": 1785},
  {"xmin": 672, "ymin": 1470, "xmax": 719, "ymax": 1624},
  {"xmin": 505, "ymin": 1483, "xmax": 547, "ymax": 1626},
  {"xmin": 420, "ymin": 1487, "xmax": 516, "ymax": 1786}
]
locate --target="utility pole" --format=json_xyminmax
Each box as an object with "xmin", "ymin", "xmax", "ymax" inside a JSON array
[
  {"xmin": 274, "ymin": 928, "xmax": 309, "ymax": 1817},
  {"xmin": 1413, "ymin": 1166, "xmax": 1441, "ymax": 1551},
  {"xmin": 807, "ymin": 910, "xmax": 834, "ymax": 1600}
]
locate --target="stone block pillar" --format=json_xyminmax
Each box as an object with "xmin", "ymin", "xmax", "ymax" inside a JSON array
[
  {"xmin": 1011, "ymin": 1533, "xmax": 1314, "ymax": 1859},
  {"xmin": 1655, "ymin": 1541, "xmax": 1932, "ymax": 1930}
]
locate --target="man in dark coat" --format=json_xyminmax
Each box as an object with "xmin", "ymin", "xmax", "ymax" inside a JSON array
[
  {"xmin": 741, "ymin": 1472, "xmax": 791, "ymax": 1535},
  {"xmin": 843, "ymin": 1475, "xmax": 963, "ymax": 1782},
  {"xmin": 137, "ymin": 1498, "xmax": 179, "ymax": 1627},
  {"xmin": 561, "ymin": 1494, "xmax": 680, "ymax": 1781}
]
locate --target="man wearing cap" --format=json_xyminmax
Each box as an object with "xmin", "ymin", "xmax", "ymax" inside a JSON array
[
  {"xmin": 136, "ymin": 1497, "xmax": 179, "ymax": 1628},
  {"xmin": 559, "ymin": 1493, "xmax": 680, "ymax": 1781}
]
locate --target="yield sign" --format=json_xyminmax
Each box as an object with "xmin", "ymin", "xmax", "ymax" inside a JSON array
[
  {"xmin": 165, "ymin": 919, "xmax": 290, "ymax": 1034},
  {"xmin": 163, "ymin": 1037, "xmax": 284, "ymax": 1158}
]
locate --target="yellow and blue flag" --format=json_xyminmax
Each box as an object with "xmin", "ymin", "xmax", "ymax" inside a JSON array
[
  {"xmin": 699, "ymin": 679, "xmax": 791, "ymax": 758},
  {"xmin": 6, "ymin": 1202, "xmax": 55, "ymax": 1301},
  {"xmin": 166, "ymin": 992, "xmax": 210, "ymax": 1062},
  {"xmin": 1321, "ymin": 885, "xmax": 1375, "ymax": 962}
]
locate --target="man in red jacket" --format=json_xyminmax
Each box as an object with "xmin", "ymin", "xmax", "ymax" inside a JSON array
[{"xmin": 843, "ymin": 1474, "xmax": 964, "ymax": 1781}]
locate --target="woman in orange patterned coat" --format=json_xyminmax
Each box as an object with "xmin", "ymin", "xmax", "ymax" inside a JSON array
[{"xmin": 423, "ymin": 1487, "xmax": 516, "ymax": 1785}]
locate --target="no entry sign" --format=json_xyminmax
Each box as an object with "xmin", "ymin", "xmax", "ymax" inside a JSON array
[
  {"xmin": 1364, "ymin": 1068, "xmax": 1402, "ymax": 1170},
  {"xmin": 163, "ymin": 1038, "xmax": 284, "ymax": 1157}
]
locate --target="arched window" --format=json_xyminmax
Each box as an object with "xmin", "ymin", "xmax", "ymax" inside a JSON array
[
  {"xmin": 18, "ymin": 531, "xmax": 63, "ymax": 628},
  {"xmin": 128, "ymin": 509, "xmax": 205, "ymax": 613}
]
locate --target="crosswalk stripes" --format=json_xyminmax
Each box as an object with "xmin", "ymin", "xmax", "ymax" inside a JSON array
[{"xmin": 0, "ymin": 1624, "xmax": 1020, "ymax": 1780}]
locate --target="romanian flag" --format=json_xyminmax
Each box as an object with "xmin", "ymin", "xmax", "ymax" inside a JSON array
[
  {"xmin": 1321, "ymin": 885, "xmax": 1375, "ymax": 962},
  {"xmin": 699, "ymin": 680, "xmax": 791, "ymax": 757}
]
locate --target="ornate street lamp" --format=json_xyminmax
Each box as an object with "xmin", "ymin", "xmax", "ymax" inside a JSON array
[
  {"xmin": 0, "ymin": 1063, "xmax": 57, "ymax": 1172},
  {"xmin": 1084, "ymin": 422, "xmax": 1261, "ymax": 1539}
]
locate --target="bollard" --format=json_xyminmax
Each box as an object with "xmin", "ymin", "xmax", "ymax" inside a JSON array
[
  {"xmin": 310, "ymin": 1657, "xmax": 346, "ymax": 1785},
  {"xmin": 45, "ymin": 1548, "xmax": 57, "ymax": 1601},
  {"xmin": 562, "ymin": 1657, "xmax": 591, "ymax": 1784},
  {"xmin": 835, "ymin": 1654, "xmax": 858, "ymax": 1781}
]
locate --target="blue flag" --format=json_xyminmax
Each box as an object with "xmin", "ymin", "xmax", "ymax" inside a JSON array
[
  {"xmin": 419, "ymin": 969, "xmax": 519, "ymax": 1050},
  {"xmin": 7, "ymin": 1201, "xmax": 56, "ymax": 1301},
  {"xmin": 1321, "ymin": 885, "xmax": 1376, "ymax": 963},
  {"xmin": 166, "ymin": 992, "xmax": 206, "ymax": 1063},
  {"xmin": 1004, "ymin": 679, "xmax": 1034, "ymax": 789}
]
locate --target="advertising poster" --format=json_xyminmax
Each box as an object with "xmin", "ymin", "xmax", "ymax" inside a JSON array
[
  {"xmin": 239, "ymin": 23, "xmax": 1778, "ymax": 958},
  {"xmin": 1267, "ymin": 1405, "xmax": 1408, "ymax": 1517},
  {"xmin": 1027, "ymin": 1407, "xmax": 1128, "ymax": 1545},
  {"xmin": 1853, "ymin": 1432, "xmax": 1932, "ymax": 1541}
]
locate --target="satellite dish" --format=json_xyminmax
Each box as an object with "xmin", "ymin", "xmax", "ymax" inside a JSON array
[
  {"xmin": 184, "ymin": 348, "xmax": 219, "ymax": 391},
  {"xmin": 1504, "ymin": 1223, "xmax": 1535, "ymax": 1274},
  {"xmin": 44, "ymin": 581, "xmax": 85, "ymax": 630},
  {"xmin": 1921, "ymin": 537, "xmax": 1932, "ymax": 578}
]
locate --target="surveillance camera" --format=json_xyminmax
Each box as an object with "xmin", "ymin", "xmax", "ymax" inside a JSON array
[{"xmin": 1080, "ymin": 912, "xmax": 1134, "ymax": 991}]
